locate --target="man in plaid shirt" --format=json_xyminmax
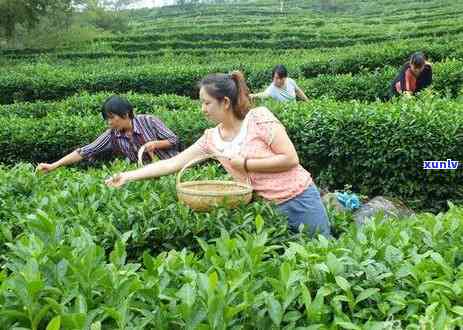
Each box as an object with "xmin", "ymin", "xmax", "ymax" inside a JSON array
[{"xmin": 37, "ymin": 95, "xmax": 180, "ymax": 173}]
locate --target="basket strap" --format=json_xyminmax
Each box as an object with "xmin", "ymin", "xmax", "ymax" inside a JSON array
[
  {"xmin": 176, "ymin": 153, "xmax": 252, "ymax": 186},
  {"xmin": 176, "ymin": 154, "xmax": 213, "ymax": 186},
  {"xmin": 137, "ymin": 144, "xmax": 156, "ymax": 167}
]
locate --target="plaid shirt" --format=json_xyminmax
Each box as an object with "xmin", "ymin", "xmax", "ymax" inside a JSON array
[{"xmin": 78, "ymin": 115, "xmax": 179, "ymax": 162}]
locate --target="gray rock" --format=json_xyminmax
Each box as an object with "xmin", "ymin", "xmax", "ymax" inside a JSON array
[{"xmin": 353, "ymin": 196, "xmax": 415, "ymax": 225}]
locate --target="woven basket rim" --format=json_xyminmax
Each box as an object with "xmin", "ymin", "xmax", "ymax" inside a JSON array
[{"xmin": 177, "ymin": 180, "xmax": 253, "ymax": 197}]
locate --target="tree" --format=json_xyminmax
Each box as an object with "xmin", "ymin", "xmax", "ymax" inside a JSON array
[
  {"xmin": 0, "ymin": 0, "xmax": 72, "ymax": 43},
  {"xmin": 74, "ymin": 0, "xmax": 139, "ymax": 33},
  {"xmin": 75, "ymin": 0, "xmax": 142, "ymax": 11}
]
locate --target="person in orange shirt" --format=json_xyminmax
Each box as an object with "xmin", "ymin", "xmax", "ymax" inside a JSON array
[
  {"xmin": 388, "ymin": 52, "xmax": 432, "ymax": 99},
  {"xmin": 106, "ymin": 71, "xmax": 331, "ymax": 237}
]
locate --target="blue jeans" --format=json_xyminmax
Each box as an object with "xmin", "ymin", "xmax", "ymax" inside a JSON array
[{"xmin": 277, "ymin": 184, "xmax": 331, "ymax": 237}]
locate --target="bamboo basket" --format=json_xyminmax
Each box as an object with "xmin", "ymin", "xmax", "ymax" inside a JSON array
[{"xmin": 176, "ymin": 155, "xmax": 253, "ymax": 211}]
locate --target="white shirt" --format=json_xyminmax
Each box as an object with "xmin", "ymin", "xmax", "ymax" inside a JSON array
[
  {"xmin": 212, "ymin": 115, "xmax": 249, "ymax": 158},
  {"xmin": 263, "ymin": 77, "xmax": 298, "ymax": 102}
]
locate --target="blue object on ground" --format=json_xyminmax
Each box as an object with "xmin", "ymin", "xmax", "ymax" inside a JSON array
[{"xmin": 336, "ymin": 192, "xmax": 361, "ymax": 210}]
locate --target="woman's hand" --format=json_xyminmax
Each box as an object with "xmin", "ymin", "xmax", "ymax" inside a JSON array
[
  {"xmin": 250, "ymin": 93, "xmax": 265, "ymax": 100},
  {"xmin": 105, "ymin": 172, "xmax": 130, "ymax": 188},
  {"xmin": 229, "ymin": 155, "xmax": 246, "ymax": 172},
  {"xmin": 36, "ymin": 163, "xmax": 57, "ymax": 173},
  {"xmin": 208, "ymin": 147, "xmax": 245, "ymax": 171},
  {"xmin": 144, "ymin": 141, "xmax": 158, "ymax": 153},
  {"xmin": 403, "ymin": 91, "xmax": 414, "ymax": 98}
]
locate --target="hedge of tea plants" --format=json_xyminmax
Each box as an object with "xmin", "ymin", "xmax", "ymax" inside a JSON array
[{"xmin": 1, "ymin": 0, "xmax": 462, "ymax": 328}]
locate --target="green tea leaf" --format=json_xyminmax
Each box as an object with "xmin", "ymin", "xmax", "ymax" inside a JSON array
[
  {"xmin": 326, "ymin": 253, "xmax": 343, "ymax": 275},
  {"xmin": 355, "ymin": 288, "xmax": 379, "ymax": 305},
  {"xmin": 267, "ymin": 295, "xmax": 283, "ymax": 326},
  {"xmin": 335, "ymin": 276, "xmax": 351, "ymax": 291},
  {"xmin": 255, "ymin": 214, "xmax": 264, "ymax": 234},
  {"xmin": 46, "ymin": 316, "xmax": 61, "ymax": 330},
  {"xmin": 336, "ymin": 321, "xmax": 361, "ymax": 330}
]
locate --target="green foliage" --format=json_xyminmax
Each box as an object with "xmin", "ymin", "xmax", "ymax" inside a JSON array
[
  {"xmin": 0, "ymin": 0, "xmax": 73, "ymax": 44},
  {"xmin": 0, "ymin": 92, "xmax": 461, "ymax": 212},
  {"xmin": 0, "ymin": 1, "xmax": 462, "ymax": 327},
  {"xmin": 0, "ymin": 162, "xmax": 291, "ymax": 258},
  {"xmin": 16, "ymin": 19, "xmax": 104, "ymax": 49},
  {"xmin": 276, "ymin": 94, "xmax": 463, "ymax": 212},
  {"xmin": 82, "ymin": 6, "xmax": 131, "ymax": 33},
  {"xmin": 0, "ymin": 166, "xmax": 462, "ymax": 328},
  {"xmin": 0, "ymin": 58, "xmax": 462, "ymax": 104}
]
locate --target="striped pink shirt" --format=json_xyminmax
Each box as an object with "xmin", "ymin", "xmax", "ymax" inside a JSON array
[
  {"xmin": 78, "ymin": 114, "xmax": 179, "ymax": 162},
  {"xmin": 195, "ymin": 107, "xmax": 313, "ymax": 204}
]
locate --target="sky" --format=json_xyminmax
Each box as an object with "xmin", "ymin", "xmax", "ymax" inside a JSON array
[{"xmin": 129, "ymin": 0, "xmax": 175, "ymax": 8}]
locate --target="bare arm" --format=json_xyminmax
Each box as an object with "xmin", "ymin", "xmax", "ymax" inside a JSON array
[
  {"xmin": 230, "ymin": 123, "xmax": 299, "ymax": 174},
  {"xmin": 51, "ymin": 150, "xmax": 83, "ymax": 168},
  {"xmin": 37, "ymin": 150, "xmax": 83, "ymax": 173},
  {"xmin": 247, "ymin": 123, "xmax": 299, "ymax": 172},
  {"xmin": 295, "ymin": 86, "xmax": 309, "ymax": 101},
  {"xmin": 37, "ymin": 130, "xmax": 112, "ymax": 173},
  {"xmin": 144, "ymin": 139, "xmax": 174, "ymax": 152},
  {"xmin": 146, "ymin": 115, "xmax": 179, "ymax": 148},
  {"xmin": 250, "ymin": 91, "xmax": 269, "ymax": 99},
  {"xmin": 250, "ymin": 85, "xmax": 271, "ymax": 100},
  {"xmin": 106, "ymin": 142, "xmax": 205, "ymax": 187}
]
